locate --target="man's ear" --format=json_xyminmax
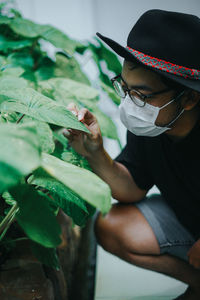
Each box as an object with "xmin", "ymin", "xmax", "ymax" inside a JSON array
[{"xmin": 181, "ymin": 90, "xmax": 200, "ymax": 111}]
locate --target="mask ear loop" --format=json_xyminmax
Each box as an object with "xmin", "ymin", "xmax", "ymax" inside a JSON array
[{"xmin": 161, "ymin": 90, "xmax": 185, "ymax": 128}]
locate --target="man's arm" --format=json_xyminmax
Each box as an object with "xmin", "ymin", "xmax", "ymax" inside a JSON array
[
  {"xmin": 86, "ymin": 147, "xmax": 148, "ymax": 203},
  {"xmin": 63, "ymin": 103, "xmax": 148, "ymax": 203}
]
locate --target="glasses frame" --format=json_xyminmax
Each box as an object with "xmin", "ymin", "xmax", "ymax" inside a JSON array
[{"xmin": 111, "ymin": 74, "xmax": 172, "ymax": 107}]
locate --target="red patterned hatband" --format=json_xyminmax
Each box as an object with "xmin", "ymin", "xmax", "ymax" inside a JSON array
[{"xmin": 126, "ymin": 46, "xmax": 200, "ymax": 80}]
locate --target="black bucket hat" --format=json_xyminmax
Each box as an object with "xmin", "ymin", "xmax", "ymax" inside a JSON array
[{"xmin": 96, "ymin": 9, "xmax": 200, "ymax": 92}]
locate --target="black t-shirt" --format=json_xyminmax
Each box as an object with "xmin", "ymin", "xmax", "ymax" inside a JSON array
[{"xmin": 115, "ymin": 121, "xmax": 200, "ymax": 240}]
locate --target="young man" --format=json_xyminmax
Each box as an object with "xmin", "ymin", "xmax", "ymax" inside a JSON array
[{"xmin": 63, "ymin": 10, "xmax": 200, "ymax": 299}]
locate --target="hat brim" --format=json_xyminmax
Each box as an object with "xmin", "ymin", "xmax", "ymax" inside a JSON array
[{"xmin": 96, "ymin": 32, "xmax": 200, "ymax": 93}]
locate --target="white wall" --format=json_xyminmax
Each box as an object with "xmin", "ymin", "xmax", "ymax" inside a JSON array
[
  {"xmin": 15, "ymin": 0, "xmax": 96, "ymax": 40},
  {"xmin": 94, "ymin": 0, "xmax": 200, "ymax": 46}
]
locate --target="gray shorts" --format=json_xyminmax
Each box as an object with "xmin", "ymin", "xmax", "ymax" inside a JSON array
[{"xmin": 135, "ymin": 194, "xmax": 196, "ymax": 262}]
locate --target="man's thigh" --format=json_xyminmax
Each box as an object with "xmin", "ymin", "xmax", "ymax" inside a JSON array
[{"xmin": 94, "ymin": 194, "xmax": 196, "ymax": 261}]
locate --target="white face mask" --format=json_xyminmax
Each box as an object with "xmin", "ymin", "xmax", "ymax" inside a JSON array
[{"xmin": 119, "ymin": 93, "xmax": 184, "ymax": 137}]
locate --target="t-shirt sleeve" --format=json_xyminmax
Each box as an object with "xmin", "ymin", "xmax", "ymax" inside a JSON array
[{"xmin": 114, "ymin": 130, "xmax": 154, "ymax": 191}]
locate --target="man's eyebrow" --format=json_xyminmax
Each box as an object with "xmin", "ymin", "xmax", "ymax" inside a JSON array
[
  {"xmin": 130, "ymin": 84, "xmax": 153, "ymax": 92},
  {"xmin": 121, "ymin": 74, "xmax": 153, "ymax": 92}
]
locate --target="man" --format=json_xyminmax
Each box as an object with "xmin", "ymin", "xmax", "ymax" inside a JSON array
[{"xmin": 63, "ymin": 10, "xmax": 200, "ymax": 299}]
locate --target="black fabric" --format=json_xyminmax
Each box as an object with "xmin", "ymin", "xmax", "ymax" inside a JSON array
[{"xmin": 115, "ymin": 122, "xmax": 200, "ymax": 240}]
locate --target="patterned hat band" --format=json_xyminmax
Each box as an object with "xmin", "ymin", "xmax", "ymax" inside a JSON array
[{"xmin": 126, "ymin": 46, "xmax": 200, "ymax": 80}]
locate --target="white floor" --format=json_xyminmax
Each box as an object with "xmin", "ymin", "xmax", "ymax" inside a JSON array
[{"xmin": 94, "ymin": 246, "xmax": 187, "ymax": 300}]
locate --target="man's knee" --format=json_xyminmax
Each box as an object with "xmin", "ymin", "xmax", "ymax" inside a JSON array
[
  {"xmin": 94, "ymin": 202, "xmax": 160, "ymax": 256},
  {"xmin": 94, "ymin": 203, "xmax": 122, "ymax": 253}
]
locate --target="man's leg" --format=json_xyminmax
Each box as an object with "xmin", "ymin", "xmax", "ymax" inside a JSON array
[{"xmin": 94, "ymin": 203, "xmax": 200, "ymax": 299}]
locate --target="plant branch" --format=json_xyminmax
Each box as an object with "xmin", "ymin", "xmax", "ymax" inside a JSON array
[
  {"xmin": 0, "ymin": 203, "xmax": 18, "ymax": 234},
  {"xmin": 0, "ymin": 211, "xmax": 16, "ymax": 242}
]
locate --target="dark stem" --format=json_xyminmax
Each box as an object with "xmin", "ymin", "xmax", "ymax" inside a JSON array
[{"xmin": 16, "ymin": 114, "xmax": 25, "ymax": 124}]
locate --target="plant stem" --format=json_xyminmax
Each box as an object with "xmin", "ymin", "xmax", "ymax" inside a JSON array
[
  {"xmin": 16, "ymin": 113, "xmax": 25, "ymax": 124},
  {"xmin": 0, "ymin": 237, "xmax": 28, "ymax": 245},
  {"xmin": 0, "ymin": 212, "xmax": 16, "ymax": 242},
  {"xmin": 0, "ymin": 203, "xmax": 18, "ymax": 233}
]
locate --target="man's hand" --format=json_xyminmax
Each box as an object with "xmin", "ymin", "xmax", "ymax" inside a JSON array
[
  {"xmin": 187, "ymin": 239, "xmax": 200, "ymax": 269},
  {"xmin": 63, "ymin": 102, "xmax": 103, "ymax": 158}
]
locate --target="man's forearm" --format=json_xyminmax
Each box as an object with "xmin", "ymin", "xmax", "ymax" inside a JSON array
[{"xmin": 87, "ymin": 147, "xmax": 147, "ymax": 203}]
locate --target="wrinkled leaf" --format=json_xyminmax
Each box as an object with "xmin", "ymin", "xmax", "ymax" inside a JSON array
[
  {"xmin": 8, "ymin": 17, "xmax": 78, "ymax": 56},
  {"xmin": 0, "ymin": 85, "xmax": 90, "ymax": 133},
  {"xmin": 39, "ymin": 77, "xmax": 99, "ymax": 104},
  {"xmin": 54, "ymin": 53, "xmax": 91, "ymax": 85},
  {"xmin": 41, "ymin": 153, "xmax": 111, "ymax": 215},
  {"xmin": 21, "ymin": 116, "xmax": 55, "ymax": 154},
  {"xmin": 29, "ymin": 168, "xmax": 95, "ymax": 226}
]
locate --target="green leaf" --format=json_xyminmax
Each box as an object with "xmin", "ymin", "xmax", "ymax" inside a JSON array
[
  {"xmin": 53, "ymin": 53, "xmax": 91, "ymax": 85},
  {"xmin": 29, "ymin": 168, "xmax": 95, "ymax": 227},
  {"xmin": 2, "ymin": 191, "xmax": 16, "ymax": 206},
  {"xmin": 93, "ymin": 38, "xmax": 122, "ymax": 74},
  {"xmin": 8, "ymin": 17, "xmax": 78, "ymax": 56},
  {"xmin": 100, "ymin": 81, "xmax": 121, "ymax": 106},
  {"xmin": 0, "ymin": 122, "xmax": 41, "ymax": 193},
  {"xmin": 10, "ymin": 184, "xmax": 61, "ymax": 248},
  {"xmin": 30, "ymin": 241, "xmax": 60, "ymax": 270},
  {"xmin": 0, "ymin": 85, "xmax": 90, "ymax": 133},
  {"xmin": 20, "ymin": 116, "xmax": 55, "ymax": 154},
  {"xmin": 0, "ymin": 163, "xmax": 22, "ymax": 194},
  {"xmin": 38, "ymin": 77, "xmax": 119, "ymax": 140},
  {"xmin": 0, "ymin": 15, "xmax": 12, "ymax": 25},
  {"xmin": 7, "ymin": 52, "xmax": 34, "ymax": 69},
  {"xmin": 39, "ymin": 77, "xmax": 99, "ymax": 106},
  {"xmin": 1, "ymin": 66, "xmax": 25, "ymax": 77},
  {"xmin": 41, "ymin": 153, "xmax": 111, "ymax": 215},
  {"xmin": 88, "ymin": 43, "xmax": 113, "ymax": 88},
  {"xmin": 0, "ymin": 34, "xmax": 32, "ymax": 53},
  {"xmin": 0, "ymin": 75, "xmax": 28, "ymax": 89},
  {"xmin": 76, "ymin": 97, "xmax": 119, "ymax": 140}
]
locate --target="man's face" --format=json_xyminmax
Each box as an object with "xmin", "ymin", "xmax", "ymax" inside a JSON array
[{"xmin": 121, "ymin": 60, "xmax": 184, "ymax": 128}]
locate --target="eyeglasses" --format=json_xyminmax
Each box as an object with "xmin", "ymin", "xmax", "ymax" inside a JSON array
[{"xmin": 111, "ymin": 74, "xmax": 172, "ymax": 107}]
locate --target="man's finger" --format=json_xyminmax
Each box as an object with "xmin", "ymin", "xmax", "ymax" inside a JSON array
[
  {"xmin": 78, "ymin": 108, "xmax": 96, "ymax": 123},
  {"xmin": 67, "ymin": 102, "xmax": 79, "ymax": 116}
]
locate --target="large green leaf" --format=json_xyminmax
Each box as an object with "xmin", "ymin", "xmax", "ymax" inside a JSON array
[
  {"xmin": 30, "ymin": 241, "xmax": 60, "ymax": 270},
  {"xmin": 29, "ymin": 168, "xmax": 95, "ymax": 227},
  {"xmin": 39, "ymin": 77, "xmax": 99, "ymax": 104},
  {"xmin": 41, "ymin": 153, "xmax": 111, "ymax": 215},
  {"xmin": 0, "ymin": 75, "xmax": 28, "ymax": 89},
  {"xmin": 0, "ymin": 84, "xmax": 90, "ymax": 133},
  {"xmin": 1, "ymin": 16, "xmax": 78, "ymax": 56},
  {"xmin": 10, "ymin": 184, "xmax": 61, "ymax": 248},
  {"xmin": 39, "ymin": 77, "xmax": 119, "ymax": 140},
  {"xmin": 53, "ymin": 53, "xmax": 91, "ymax": 85},
  {"xmin": 21, "ymin": 116, "xmax": 55, "ymax": 154},
  {"xmin": 0, "ymin": 122, "xmax": 41, "ymax": 193}
]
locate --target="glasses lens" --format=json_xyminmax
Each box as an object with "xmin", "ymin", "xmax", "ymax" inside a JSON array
[
  {"xmin": 112, "ymin": 79, "xmax": 126, "ymax": 98},
  {"xmin": 130, "ymin": 91, "xmax": 146, "ymax": 107}
]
